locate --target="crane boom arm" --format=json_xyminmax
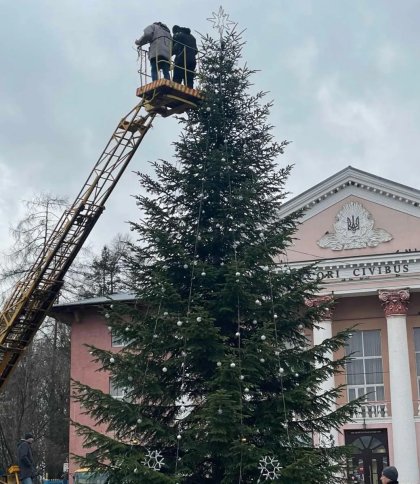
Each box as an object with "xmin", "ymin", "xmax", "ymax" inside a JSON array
[{"xmin": 0, "ymin": 100, "xmax": 155, "ymax": 389}]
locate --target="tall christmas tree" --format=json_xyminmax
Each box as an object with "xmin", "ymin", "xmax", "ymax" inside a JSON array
[{"xmin": 73, "ymin": 14, "xmax": 360, "ymax": 483}]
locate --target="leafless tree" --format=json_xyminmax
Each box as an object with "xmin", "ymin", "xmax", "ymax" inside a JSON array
[
  {"xmin": 0, "ymin": 194, "xmax": 73, "ymax": 477},
  {"xmin": 0, "ymin": 195, "xmax": 131, "ymax": 477},
  {"xmin": 0, "ymin": 321, "xmax": 70, "ymax": 477}
]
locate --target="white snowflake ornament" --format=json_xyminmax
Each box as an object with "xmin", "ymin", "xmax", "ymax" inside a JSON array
[
  {"xmin": 258, "ymin": 456, "xmax": 282, "ymax": 480},
  {"xmin": 142, "ymin": 449, "xmax": 165, "ymax": 471}
]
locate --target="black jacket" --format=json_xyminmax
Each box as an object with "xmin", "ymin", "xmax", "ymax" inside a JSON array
[
  {"xmin": 173, "ymin": 27, "xmax": 197, "ymax": 63},
  {"xmin": 17, "ymin": 440, "xmax": 36, "ymax": 479}
]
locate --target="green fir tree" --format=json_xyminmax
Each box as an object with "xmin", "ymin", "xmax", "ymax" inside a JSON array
[{"xmin": 73, "ymin": 22, "xmax": 360, "ymax": 484}]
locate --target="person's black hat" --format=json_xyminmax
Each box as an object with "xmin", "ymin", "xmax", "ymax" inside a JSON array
[
  {"xmin": 24, "ymin": 433, "xmax": 34, "ymax": 440},
  {"xmin": 382, "ymin": 466, "xmax": 398, "ymax": 480}
]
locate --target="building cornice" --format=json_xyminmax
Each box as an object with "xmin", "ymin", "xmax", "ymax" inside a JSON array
[{"xmin": 276, "ymin": 251, "xmax": 420, "ymax": 297}]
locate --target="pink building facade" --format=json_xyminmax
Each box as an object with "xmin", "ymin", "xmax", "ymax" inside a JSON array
[
  {"xmin": 54, "ymin": 166, "xmax": 420, "ymax": 484},
  {"xmin": 277, "ymin": 166, "xmax": 420, "ymax": 484},
  {"xmin": 52, "ymin": 294, "xmax": 137, "ymax": 479}
]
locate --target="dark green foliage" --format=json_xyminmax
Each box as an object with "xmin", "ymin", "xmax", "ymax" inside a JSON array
[
  {"xmin": 73, "ymin": 25, "xmax": 360, "ymax": 483},
  {"xmin": 78, "ymin": 237, "xmax": 130, "ymax": 299}
]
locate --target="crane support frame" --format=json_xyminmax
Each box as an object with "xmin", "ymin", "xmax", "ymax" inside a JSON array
[{"xmin": 0, "ymin": 101, "xmax": 155, "ymax": 388}]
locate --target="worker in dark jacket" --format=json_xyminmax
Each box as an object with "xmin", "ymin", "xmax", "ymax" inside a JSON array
[
  {"xmin": 135, "ymin": 22, "xmax": 172, "ymax": 81},
  {"xmin": 17, "ymin": 433, "xmax": 36, "ymax": 484},
  {"xmin": 172, "ymin": 25, "xmax": 198, "ymax": 88},
  {"xmin": 380, "ymin": 466, "xmax": 398, "ymax": 483}
]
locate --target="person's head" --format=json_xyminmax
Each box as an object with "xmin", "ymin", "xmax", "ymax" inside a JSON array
[
  {"xmin": 154, "ymin": 22, "xmax": 169, "ymax": 31},
  {"xmin": 24, "ymin": 432, "xmax": 34, "ymax": 444},
  {"xmin": 380, "ymin": 466, "xmax": 398, "ymax": 483},
  {"xmin": 172, "ymin": 25, "xmax": 181, "ymax": 34}
]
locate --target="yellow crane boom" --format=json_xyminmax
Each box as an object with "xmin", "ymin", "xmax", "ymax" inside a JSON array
[{"xmin": 0, "ymin": 80, "xmax": 202, "ymax": 390}]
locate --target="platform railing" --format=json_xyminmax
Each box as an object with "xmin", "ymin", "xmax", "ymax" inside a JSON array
[{"xmin": 137, "ymin": 46, "xmax": 201, "ymax": 90}]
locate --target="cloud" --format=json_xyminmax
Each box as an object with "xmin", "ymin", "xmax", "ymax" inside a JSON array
[
  {"xmin": 285, "ymin": 38, "xmax": 319, "ymax": 85},
  {"xmin": 283, "ymin": 74, "xmax": 420, "ymax": 197},
  {"xmin": 375, "ymin": 43, "xmax": 402, "ymax": 74},
  {"xmin": 316, "ymin": 77, "xmax": 385, "ymax": 139}
]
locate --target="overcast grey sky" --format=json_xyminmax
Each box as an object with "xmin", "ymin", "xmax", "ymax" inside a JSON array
[{"xmin": 1, "ymin": 0, "xmax": 419, "ymax": 253}]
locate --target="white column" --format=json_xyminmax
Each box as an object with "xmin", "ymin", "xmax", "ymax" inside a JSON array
[
  {"xmin": 308, "ymin": 295, "xmax": 339, "ymax": 446},
  {"xmin": 379, "ymin": 289, "xmax": 420, "ymax": 484}
]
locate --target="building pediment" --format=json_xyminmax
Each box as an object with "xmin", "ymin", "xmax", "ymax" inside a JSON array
[
  {"xmin": 278, "ymin": 167, "xmax": 420, "ymax": 265},
  {"xmin": 277, "ymin": 166, "xmax": 420, "ymax": 294},
  {"xmin": 279, "ymin": 166, "xmax": 420, "ymax": 222}
]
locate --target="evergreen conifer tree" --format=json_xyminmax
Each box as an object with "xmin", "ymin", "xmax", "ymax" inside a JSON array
[
  {"xmin": 78, "ymin": 237, "xmax": 129, "ymax": 298},
  {"xmin": 73, "ymin": 21, "xmax": 360, "ymax": 483}
]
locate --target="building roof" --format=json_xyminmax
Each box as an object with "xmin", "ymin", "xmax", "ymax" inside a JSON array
[
  {"xmin": 279, "ymin": 166, "xmax": 420, "ymax": 220},
  {"xmin": 52, "ymin": 292, "xmax": 136, "ymax": 311}
]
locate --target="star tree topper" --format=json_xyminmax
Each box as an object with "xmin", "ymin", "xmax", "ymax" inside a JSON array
[{"xmin": 207, "ymin": 6, "xmax": 236, "ymax": 37}]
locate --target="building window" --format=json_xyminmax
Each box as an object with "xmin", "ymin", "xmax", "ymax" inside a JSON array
[
  {"xmin": 111, "ymin": 330, "xmax": 126, "ymax": 347},
  {"xmin": 109, "ymin": 378, "xmax": 128, "ymax": 400},
  {"xmin": 346, "ymin": 330, "xmax": 384, "ymax": 402},
  {"xmin": 413, "ymin": 328, "xmax": 420, "ymax": 397}
]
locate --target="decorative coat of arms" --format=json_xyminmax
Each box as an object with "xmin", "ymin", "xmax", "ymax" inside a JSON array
[{"xmin": 317, "ymin": 201, "xmax": 392, "ymax": 250}]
